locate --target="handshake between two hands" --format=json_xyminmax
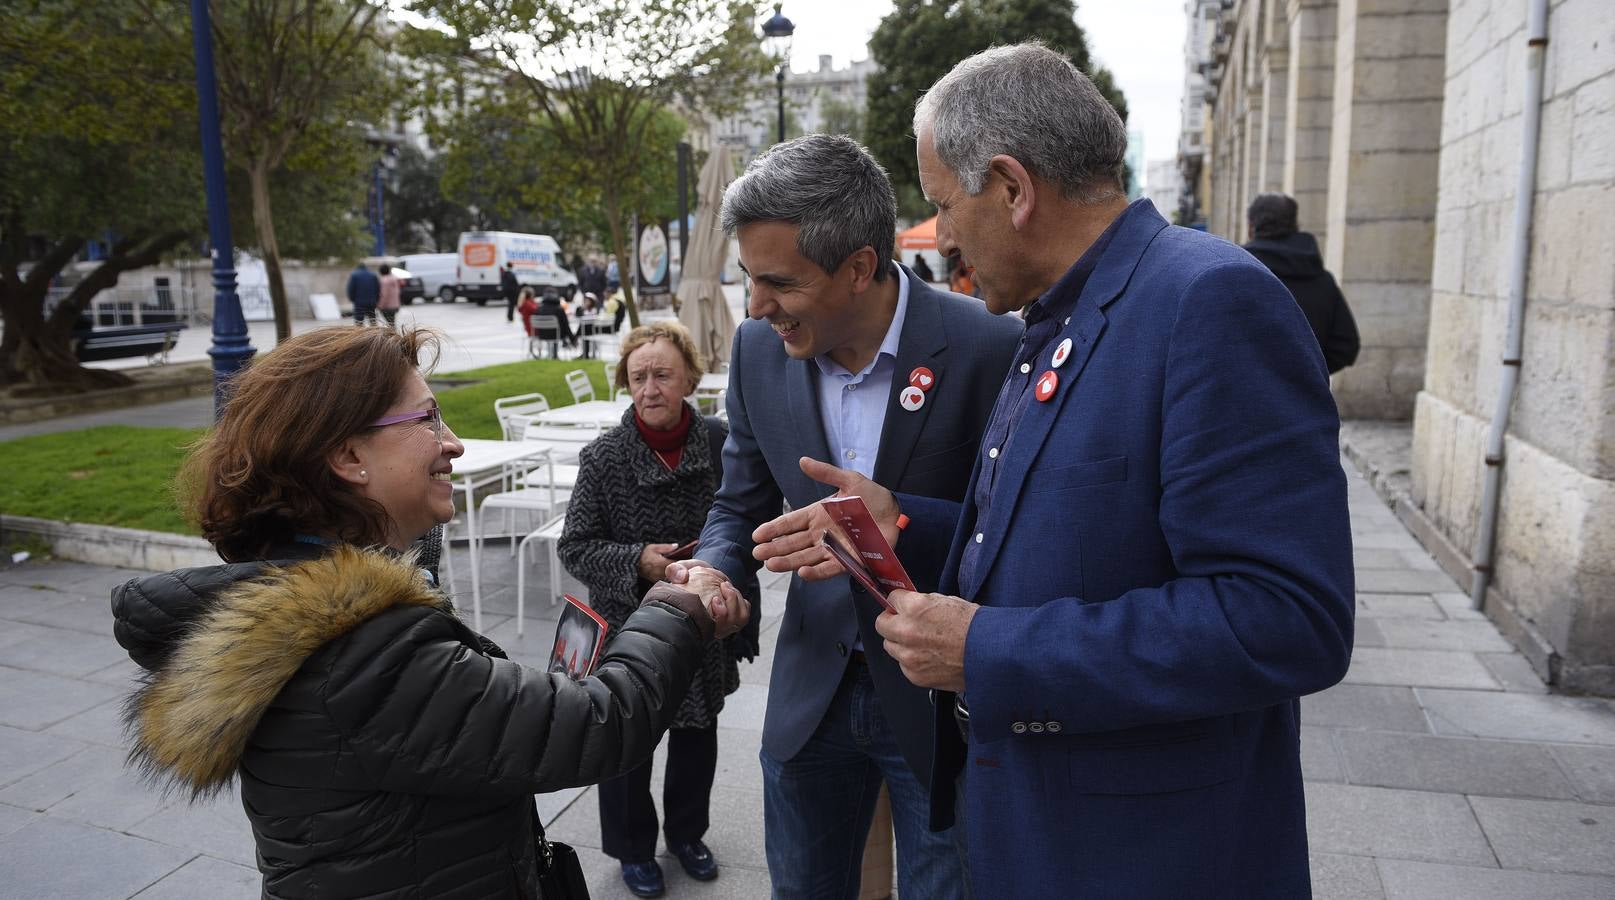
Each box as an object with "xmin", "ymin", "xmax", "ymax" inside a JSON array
[{"xmin": 665, "ymin": 456, "xmax": 978, "ymax": 692}]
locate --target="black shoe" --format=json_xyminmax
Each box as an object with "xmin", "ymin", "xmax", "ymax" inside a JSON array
[
  {"xmin": 620, "ymin": 860, "xmax": 665, "ymax": 897},
  {"xmin": 669, "ymin": 840, "xmax": 718, "ymax": 881}
]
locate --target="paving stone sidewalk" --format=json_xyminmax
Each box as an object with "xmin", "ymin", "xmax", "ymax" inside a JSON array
[{"xmin": 2, "ymin": 459, "xmax": 1614, "ymax": 899}]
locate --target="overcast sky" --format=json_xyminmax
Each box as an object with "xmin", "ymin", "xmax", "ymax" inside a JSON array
[{"xmin": 782, "ymin": 0, "xmax": 1188, "ymax": 185}]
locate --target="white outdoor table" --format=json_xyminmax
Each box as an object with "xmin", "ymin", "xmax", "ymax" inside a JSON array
[
  {"xmin": 449, "ymin": 437, "xmax": 556, "ymax": 631},
  {"xmin": 534, "ymin": 399, "xmax": 632, "ymax": 429}
]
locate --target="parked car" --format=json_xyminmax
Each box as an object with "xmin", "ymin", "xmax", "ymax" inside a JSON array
[
  {"xmin": 400, "ymin": 252, "xmax": 459, "ymax": 302},
  {"xmin": 454, "ymin": 231, "xmax": 577, "ymax": 305}
]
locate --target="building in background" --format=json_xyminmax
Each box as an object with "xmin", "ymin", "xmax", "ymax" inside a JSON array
[
  {"xmin": 1144, "ymin": 159, "xmax": 1181, "ymax": 222},
  {"xmin": 712, "ymin": 55, "xmax": 876, "ymax": 160},
  {"xmin": 1201, "ymin": 0, "xmax": 1615, "ymax": 696},
  {"xmin": 1176, "ymin": 0, "xmax": 1220, "ymax": 226}
]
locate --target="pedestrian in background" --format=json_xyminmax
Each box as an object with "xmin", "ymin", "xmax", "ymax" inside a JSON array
[
  {"xmin": 501, "ymin": 261, "xmax": 521, "ymax": 324},
  {"xmin": 1243, "ymin": 192, "xmax": 1360, "ymax": 373},
  {"xmin": 376, "ymin": 263, "xmax": 401, "ymax": 328},
  {"xmin": 346, "ymin": 260, "xmax": 379, "ymax": 326},
  {"xmin": 911, "ymin": 253, "xmax": 935, "ymax": 282},
  {"xmin": 558, "ymin": 320, "xmax": 759, "ymax": 898}
]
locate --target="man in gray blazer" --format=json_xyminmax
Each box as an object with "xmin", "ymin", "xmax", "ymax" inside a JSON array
[{"xmin": 675, "ymin": 134, "xmax": 1020, "ymax": 899}]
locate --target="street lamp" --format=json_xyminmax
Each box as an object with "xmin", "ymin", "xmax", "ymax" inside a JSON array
[
  {"xmin": 761, "ymin": 3, "xmax": 795, "ymax": 145},
  {"xmin": 188, "ymin": 0, "xmax": 254, "ymax": 415}
]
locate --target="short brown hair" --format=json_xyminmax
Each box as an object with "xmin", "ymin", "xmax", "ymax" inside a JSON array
[
  {"xmin": 178, "ymin": 326, "xmax": 442, "ymax": 562},
  {"xmin": 614, "ymin": 320, "xmax": 705, "ymax": 394}
]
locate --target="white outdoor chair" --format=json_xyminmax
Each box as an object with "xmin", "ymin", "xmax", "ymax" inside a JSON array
[
  {"xmin": 514, "ymin": 514, "xmax": 571, "ymax": 633},
  {"xmin": 475, "ymin": 422, "xmax": 598, "ymax": 553},
  {"xmin": 565, "ymin": 368, "xmax": 596, "ymax": 404},
  {"xmin": 493, "ymin": 392, "xmax": 551, "ymax": 441},
  {"xmin": 527, "ymin": 314, "xmax": 565, "ymax": 359}
]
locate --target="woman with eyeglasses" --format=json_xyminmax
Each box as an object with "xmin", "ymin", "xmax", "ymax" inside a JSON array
[{"xmin": 110, "ymin": 325, "xmax": 748, "ymax": 899}]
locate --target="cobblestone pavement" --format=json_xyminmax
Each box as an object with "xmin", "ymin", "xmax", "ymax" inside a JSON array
[{"xmin": 2, "ymin": 459, "xmax": 1613, "ymax": 898}]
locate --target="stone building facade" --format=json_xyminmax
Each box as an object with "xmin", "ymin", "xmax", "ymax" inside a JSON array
[{"xmin": 1203, "ymin": 0, "xmax": 1614, "ymax": 693}]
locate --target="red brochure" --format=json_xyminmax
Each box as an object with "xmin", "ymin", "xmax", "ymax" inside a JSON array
[
  {"xmin": 819, "ymin": 495, "xmax": 914, "ymax": 612},
  {"xmin": 549, "ymin": 594, "xmax": 609, "ymax": 679}
]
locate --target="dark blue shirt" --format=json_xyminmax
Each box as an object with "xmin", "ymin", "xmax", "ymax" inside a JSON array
[{"xmin": 956, "ymin": 211, "xmax": 1127, "ymax": 595}]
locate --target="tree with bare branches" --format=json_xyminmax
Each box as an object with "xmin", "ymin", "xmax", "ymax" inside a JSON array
[{"xmin": 409, "ymin": 0, "xmax": 771, "ymax": 328}]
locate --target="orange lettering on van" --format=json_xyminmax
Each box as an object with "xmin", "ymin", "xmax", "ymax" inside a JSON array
[{"xmin": 463, "ymin": 243, "xmax": 496, "ymax": 267}]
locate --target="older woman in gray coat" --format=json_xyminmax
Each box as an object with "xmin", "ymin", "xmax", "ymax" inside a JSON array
[{"xmin": 557, "ymin": 320, "xmax": 752, "ymax": 897}]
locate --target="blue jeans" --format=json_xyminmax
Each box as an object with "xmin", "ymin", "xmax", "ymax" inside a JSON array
[{"xmin": 760, "ymin": 659, "xmax": 969, "ymax": 900}]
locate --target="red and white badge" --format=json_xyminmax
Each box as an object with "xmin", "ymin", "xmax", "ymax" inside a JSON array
[
  {"xmin": 1034, "ymin": 370, "xmax": 1059, "ymax": 402},
  {"xmin": 1051, "ymin": 337, "xmax": 1073, "ymax": 368},
  {"xmin": 899, "ymin": 385, "xmax": 926, "ymax": 412},
  {"xmin": 908, "ymin": 366, "xmax": 936, "ymax": 392}
]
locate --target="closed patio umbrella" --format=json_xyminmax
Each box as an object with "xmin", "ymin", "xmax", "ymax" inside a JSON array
[{"xmin": 677, "ymin": 144, "xmax": 739, "ymax": 371}]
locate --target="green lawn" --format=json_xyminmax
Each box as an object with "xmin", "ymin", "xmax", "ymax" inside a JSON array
[{"xmin": 0, "ymin": 359, "xmax": 614, "ymax": 533}]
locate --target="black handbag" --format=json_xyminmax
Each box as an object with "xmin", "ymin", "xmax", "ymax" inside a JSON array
[{"xmin": 532, "ymin": 807, "xmax": 589, "ymax": 899}]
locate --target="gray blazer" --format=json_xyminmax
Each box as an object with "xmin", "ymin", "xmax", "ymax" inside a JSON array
[{"xmin": 696, "ymin": 266, "xmax": 1021, "ymax": 786}]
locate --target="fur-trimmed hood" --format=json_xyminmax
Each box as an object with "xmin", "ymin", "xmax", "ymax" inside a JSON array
[{"xmin": 116, "ymin": 546, "xmax": 445, "ymax": 795}]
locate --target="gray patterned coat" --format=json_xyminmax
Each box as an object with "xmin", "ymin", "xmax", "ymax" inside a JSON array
[{"xmin": 557, "ymin": 402, "xmax": 739, "ymax": 729}]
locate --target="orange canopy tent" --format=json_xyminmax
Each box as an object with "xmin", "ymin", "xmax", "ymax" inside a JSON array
[{"xmin": 896, "ymin": 216, "xmax": 937, "ymax": 251}]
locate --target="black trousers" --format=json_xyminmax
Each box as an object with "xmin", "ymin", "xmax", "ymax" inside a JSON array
[
  {"xmin": 597, "ymin": 725, "xmax": 718, "ymax": 862},
  {"xmin": 505, "ymin": 293, "xmax": 518, "ymax": 321}
]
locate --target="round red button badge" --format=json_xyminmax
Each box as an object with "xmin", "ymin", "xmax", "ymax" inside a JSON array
[
  {"xmin": 899, "ymin": 385, "xmax": 926, "ymax": 412},
  {"xmin": 1051, "ymin": 337, "xmax": 1073, "ymax": 368},
  {"xmin": 908, "ymin": 366, "xmax": 936, "ymax": 392},
  {"xmin": 1035, "ymin": 370, "xmax": 1059, "ymax": 402}
]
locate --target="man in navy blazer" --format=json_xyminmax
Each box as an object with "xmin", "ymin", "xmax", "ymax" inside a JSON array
[
  {"xmin": 752, "ymin": 45, "xmax": 1354, "ymax": 897},
  {"xmin": 675, "ymin": 134, "xmax": 1020, "ymax": 899}
]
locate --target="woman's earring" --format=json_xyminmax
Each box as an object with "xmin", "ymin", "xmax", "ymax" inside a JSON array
[{"xmin": 360, "ymin": 470, "xmax": 367, "ymax": 478}]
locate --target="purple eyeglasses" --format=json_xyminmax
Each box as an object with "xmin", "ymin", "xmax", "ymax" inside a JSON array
[{"xmin": 368, "ymin": 407, "xmax": 445, "ymax": 445}]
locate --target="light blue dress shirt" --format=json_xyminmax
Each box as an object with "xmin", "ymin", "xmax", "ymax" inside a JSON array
[{"xmin": 812, "ymin": 266, "xmax": 909, "ymax": 649}]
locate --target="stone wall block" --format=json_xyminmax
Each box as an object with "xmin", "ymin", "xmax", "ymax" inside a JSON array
[
  {"xmin": 1338, "ymin": 218, "xmax": 1437, "ymax": 281},
  {"xmin": 1511, "ymin": 304, "xmax": 1615, "ymax": 474},
  {"xmin": 1528, "ymin": 184, "xmax": 1615, "ymax": 309},
  {"xmin": 1334, "ymin": 345, "xmax": 1425, "ymax": 419},
  {"xmin": 1355, "ymin": 57, "xmax": 1448, "ymax": 102},
  {"xmin": 1429, "ymin": 207, "xmax": 1467, "ymax": 294},
  {"xmin": 1411, "ymin": 390, "xmax": 1486, "ymax": 551},
  {"xmin": 1569, "ymin": 72, "xmax": 1615, "ymax": 184},
  {"xmin": 1352, "ymin": 99, "xmax": 1446, "ymax": 153},
  {"xmin": 1422, "ymin": 290, "xmax": 1481, "ymax": 406},
  {"xmin": 1532, "ymin": 95, "xmax": 1575, "ymax": 191},
  {"xmin": 1445, "ymin": 0, "xmax": 1507, "ymax": 76},
  {"xmin": 1545, "ymin": 0, "xmax": 1615, "ymax": 99},
  {"xmin": 1354, "ymin": 13, "xmax": 1449, "ymax": 61},
  {"xmin": 1354, "ymin": 0, "xmax": 1452, "ymax": 14}
]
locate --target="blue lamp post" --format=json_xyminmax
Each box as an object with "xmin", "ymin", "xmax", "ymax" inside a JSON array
[{"xmin": 189, "ymin": 0, "xmax": 254, "ymax": 415}]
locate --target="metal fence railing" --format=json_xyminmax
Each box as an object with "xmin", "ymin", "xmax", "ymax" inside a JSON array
[{"xmin": 45, "ymin": 284, "xmax": 207, "ymax": 328}]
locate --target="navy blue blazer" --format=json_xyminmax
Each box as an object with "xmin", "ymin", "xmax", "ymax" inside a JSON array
[
  {"xmin": 903, "ymin": 202, "xmax": 1354, "ymax": 897},
  {"xmin": 695, "ymin": 267, "xmax": 1021, "ymax": 786}
]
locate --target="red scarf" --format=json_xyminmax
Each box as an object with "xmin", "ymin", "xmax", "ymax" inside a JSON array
[{"xmin": 634, "ymin": 403, "xmax": 692, "ymax": 470}]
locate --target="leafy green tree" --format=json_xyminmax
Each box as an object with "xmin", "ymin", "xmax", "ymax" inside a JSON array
[
  {"xmin": 865, "ymin": 0, "xmax": 1129, "ymax": 218},
  {"xmin": 383, "ymin": 145, "xmax": 473, "ymax": 253},
  {"xmin": 136, "ymin": 0, "xmax": 394, "ymax": 342},
  {"xmin": 817, "ymin": 96, "xmax": 864, "ymax": 143},
  {"xmin": 408, "ymin": 0, "xmax": 772, "ymax": 327},
  {"xmin": 0, "ymin": 1, "xmax": 201, "ymax": 391}
]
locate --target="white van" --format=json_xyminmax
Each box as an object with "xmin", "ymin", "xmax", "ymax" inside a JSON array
[
  {"xmin": 400, "ymin": 253, "xmax": 459, "ymax": 303},
  {"xmin": 454, "ymin": 232, "xmax": 578, "ymax": 306}
]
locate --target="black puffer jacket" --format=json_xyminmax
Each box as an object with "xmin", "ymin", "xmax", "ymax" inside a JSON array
[
  {"xmin": 112, "ymin": 543, "xmax": 713, "ymax": 899},
  {"xmin": 1244, "ymin": 231, "xmax": 1361, "ymax": 374}
]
